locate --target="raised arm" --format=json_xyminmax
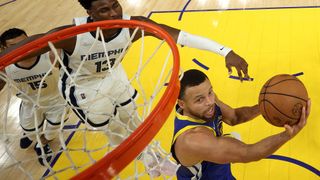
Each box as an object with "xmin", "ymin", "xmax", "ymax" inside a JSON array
[
  {"xmin": 216, "ymin": 96, "xmax": 260, "ymax": 126},
  {"xmin": 130, "ymin": 16, "xmax": 180, "ymax": 42},
  {"xmin": 174, "ymin": 100, "xmax": 310, "ymax": 166},
  {"xmin": 131, "ymin": 16, "xmax": 249, "ymax": 80},
  {"xmin": 49, "ymin": 49, "xmax": 65, "ymax": 68}
]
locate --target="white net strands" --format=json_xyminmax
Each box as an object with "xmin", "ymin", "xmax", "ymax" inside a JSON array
[{"xmin": 0, "ymin": 21, "xmax": 180, "ymax": 179}]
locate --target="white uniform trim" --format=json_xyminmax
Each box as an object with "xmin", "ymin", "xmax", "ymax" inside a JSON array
[
  {"xmin": 5, "ymin": 53, "xmax": 68, "ymax": 135},
  {"xmin": 187, "ymin": 163, "xmax": 202, "ymax": 180},
  {"xmin": 59, "ymin": 14, "xmax": 137, "ymax": 128},
  {"xmin": 5, "ymin": 53, "xmax": 60, "ymax": 103}
]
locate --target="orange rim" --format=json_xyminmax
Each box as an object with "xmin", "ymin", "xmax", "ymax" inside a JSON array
[{"xmin": 0, "ymin": 20, "xmax": 180, "ymax": 179}]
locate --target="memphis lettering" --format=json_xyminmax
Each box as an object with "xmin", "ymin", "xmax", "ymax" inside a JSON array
[
  {"xmin": 14, "ymin": 71, "xmax": 53, "ymax": 83},
  {"xmin": 80, "ymin": 48, "xmax": 124, "ymax": 61}
]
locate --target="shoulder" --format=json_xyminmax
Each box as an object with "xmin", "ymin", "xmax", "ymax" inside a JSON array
[
  {"xmin": 131, "ymin": 16, "xmax": 148, "ymax": 21},
  {"xmin": 174, "ymin": 126, "xmax": 217, "ymax": 166},
  {"xmin": 73, "ymin": 16, "xmax": 89, "ymax": 25},
  {"xmin": 178, "ymin": 126, "xmax": 216, "ymax": 147},
  {"xmin": 47, "ymin": 25, "xmax": 75, "ymax": 34},
  {"xmin": 131, "ymin": 16, "xmax": 157, "ymax": 24}
]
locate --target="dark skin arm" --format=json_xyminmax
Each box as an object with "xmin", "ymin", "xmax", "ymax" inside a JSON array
[
  {"xmin": 0, "ymin": 16, "xmax": 249, "ymax": 79},
  {"xmin": 49, "ymin": 49, "xmax": 65, "ymax": 68},
  {"xmin": 0, "ymin": 78, "xmax": 5, "ymax": 91},
  {"xmin": 174, "ymin": 100, "xmax": 310, "ymax": 166},
  {"xmin": 131, "ymin": 16, "xmax": 249, "ymax": 80},
  {"xmin": 130, "ymin": 16, "xmax": 180, "ymax": 42}
]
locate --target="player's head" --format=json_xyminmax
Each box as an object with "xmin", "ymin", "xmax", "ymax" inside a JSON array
[
  {"xmin": 78, "ymin": 0, "xmax": 122, "ymax": 21},
  {"xmin": 0, "ymin": 28, "xmax": 27, "ymax": 48},
  {"xmin": 178, "ymin": 69, "xmax": 216, "ymax": 120}
]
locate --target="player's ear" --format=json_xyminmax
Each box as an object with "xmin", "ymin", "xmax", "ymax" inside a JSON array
[
  {"xmin": 86, "ymin": 10, "xmax": 92, "ymax": 16},
  {"xmin": 177, "ymin": 99, "xmax": 185, "ymax": 110}
]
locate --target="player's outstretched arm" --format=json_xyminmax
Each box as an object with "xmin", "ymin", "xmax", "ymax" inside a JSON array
[
  {"xmin": 216, "ymin": 96, "xmax": 260, "ymax": 126},
  {"xmin": 174, "ymin": 101, "xmax": 309, "ymax": 166},
  {"xmin": 131, "ymin": 16, "xmax": 249, "ymax": 80}
]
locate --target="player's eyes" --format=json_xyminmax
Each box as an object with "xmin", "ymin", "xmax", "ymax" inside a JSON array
[
  {"xmin": 99, "ymin": 8, "xmax": 109, "ymax": 13},
  {"xmin": 113, "ymin": 3, "xmax": 119, "ymax": 8}
]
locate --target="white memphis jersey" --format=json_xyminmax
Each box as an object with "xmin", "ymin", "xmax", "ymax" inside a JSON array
[
  {"xmin": 64, "ymin": 14, "xmax": 131, "ymax": 81},
  {"xmin": 5, "ymin": 53, "xmax": 60, "ymax": 103}
]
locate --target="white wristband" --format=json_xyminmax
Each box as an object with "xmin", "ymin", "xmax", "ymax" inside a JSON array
[{"xmin": 177, "ymin": 31, "xmax": 232, "ymax": 57}]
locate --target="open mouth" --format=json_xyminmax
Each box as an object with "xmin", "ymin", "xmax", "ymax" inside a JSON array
[{"xmin": 206, "ymin": 106, "xmax": 214, "ymax": 117}]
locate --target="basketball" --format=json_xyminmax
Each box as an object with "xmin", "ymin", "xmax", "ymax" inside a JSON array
[{"xmin": 258, "ymin": 74, "xmax": 308, "ymax": 127}]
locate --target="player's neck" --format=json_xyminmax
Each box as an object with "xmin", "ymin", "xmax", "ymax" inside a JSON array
[
  {"xmin": 16, "ymin": 56, "xmax": 38, "ymax": 68},
  {"xmin": 102, "ymin": 29, "xmax": 121, "ymax": 39},
  {"xmin": 183, "ymin": 110, "xmax": 215, "ymax": 122},
  {"xmin": 183, "ymin": 111, "xmax": 202, "ymax": 121}
]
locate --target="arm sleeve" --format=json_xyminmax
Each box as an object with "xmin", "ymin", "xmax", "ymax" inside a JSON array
[{"xmin": 177, "ymin": 31, "xmax": 232, "ymax": 57}]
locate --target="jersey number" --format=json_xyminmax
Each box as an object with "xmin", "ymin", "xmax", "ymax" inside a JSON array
[
  {"xmin": 95, "ymin": 58, "xmax": 116, "ymax": 72},
  {"xmin": 28, "ymin": 80, "xmax": 48, "ymax": 90}
]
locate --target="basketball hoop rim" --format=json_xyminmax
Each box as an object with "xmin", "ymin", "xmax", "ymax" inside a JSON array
[{"xmin": 0, "ymin": 20, "xmax": 180, "ymax": 179}]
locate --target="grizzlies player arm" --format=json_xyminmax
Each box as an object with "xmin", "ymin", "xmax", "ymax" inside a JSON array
[
  {"xmin": 0, "ymin": 79, "xmax": 4, "ymax": 91},
  {"xmin": 0, "ymin": 71, "xmax": 5, "ymax": 91},
  {"xmin": 215, "ymin": 96, "xmax": 260, "ymax": 126},
  {"xmin": 175, "ymin": 106, "xmax": 308, "ymax": 165},
  {"xmin": 131, "ymin": 16, "xmax": 249, "ymax": 80},
  {"xmin": 130, "ymin": 16, "xmax": 180, "ymax": 42},
  {"xmin": 49, "ymin": 49, "xmax": 64, "ymax": 68},
  {"xmin": 0, "ymin": 25, "xmax": 76, "ymax": 61}
]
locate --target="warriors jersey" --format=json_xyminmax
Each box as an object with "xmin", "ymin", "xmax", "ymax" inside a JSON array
[
  {"xmin": 171, "ymin": 104, "xmax": 235, "ymax": 180},
  {"xmin": 5, "ymin": 53, "xmax": 61, "ymax": 104},
  {"xmin": 62, "ymin": 14, "xmax": 131, "ymax": 83}
]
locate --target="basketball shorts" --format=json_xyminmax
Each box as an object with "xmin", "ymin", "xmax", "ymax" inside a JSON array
[
  {"xmin": 19, "ymin": 96, "xmax": 69, "ymax": 133},
  {"xmin": 61, "ymin": 65, "xmax": 138, "ymax": 128}
]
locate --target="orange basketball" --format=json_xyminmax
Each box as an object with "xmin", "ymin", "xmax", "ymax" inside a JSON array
[{"xmin": 258, "ymin": 74, "xmax": 308, "ymax": 127}]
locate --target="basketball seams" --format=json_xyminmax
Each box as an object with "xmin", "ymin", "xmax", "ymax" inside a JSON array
[
  {"xmin": 261, "ymin": 99, "xmax": 300, "ymax": 121},
  {"xmin": 261, "ymin": 79, "xmax": 272, "ymax": 122},
  {"xmin": 260, "ymin": 92, "xmax": 308, "ymax": 102},
  {"xmin": 263, "ymin": 78, "xmax": 301, "ymax": 88}
]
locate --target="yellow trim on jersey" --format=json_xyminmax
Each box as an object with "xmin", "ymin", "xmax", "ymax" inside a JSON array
[
  {"xmin": 173, "ymin": 125, "xmax": 216, "ymax": 143},
  {"xmin": 176, "ymin": 111, "xmax": 207, "ymax": 124}
]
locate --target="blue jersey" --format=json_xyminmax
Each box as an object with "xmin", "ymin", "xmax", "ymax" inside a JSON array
[{"xmin": 171, "ymin": 104, "xmax": 235, "ymax": 180}]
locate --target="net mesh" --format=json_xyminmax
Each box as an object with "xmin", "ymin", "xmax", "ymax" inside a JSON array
[{"xmin": 0, "ymin": 20, "xmax": 180, "ymax": 179}]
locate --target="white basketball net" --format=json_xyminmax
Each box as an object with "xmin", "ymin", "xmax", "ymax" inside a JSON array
[{"xmin": 0, "ymin": 25, "xmax": 180, "ymax": 179}]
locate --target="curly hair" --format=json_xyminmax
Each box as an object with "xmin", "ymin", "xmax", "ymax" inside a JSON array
[{"xmin": 78, "ymin": 0, "xmax": 99, "ymax": 10}]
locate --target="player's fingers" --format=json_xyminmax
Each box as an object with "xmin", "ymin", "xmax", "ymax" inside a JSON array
[
  {"xmin": 237, "ymin": 68, "xmax": 243, "ymax": 82},
  {"xmin": 299, "ymin": 106, "xmax": 306, "ymax": 127},
  {"xmin": 306, "ymin": 99, "xmax": 311, "ymax": 117},
  {"xmin": 242, "ymin": 63, "xmax": 249, "ymax": 79},
  {"xmin": 226, "ymin": 65, "xmax": 232, "ymax": 75},
  {"xmin": 284, "ymin": 124, "xmax": 293, "ymax": 135}
]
